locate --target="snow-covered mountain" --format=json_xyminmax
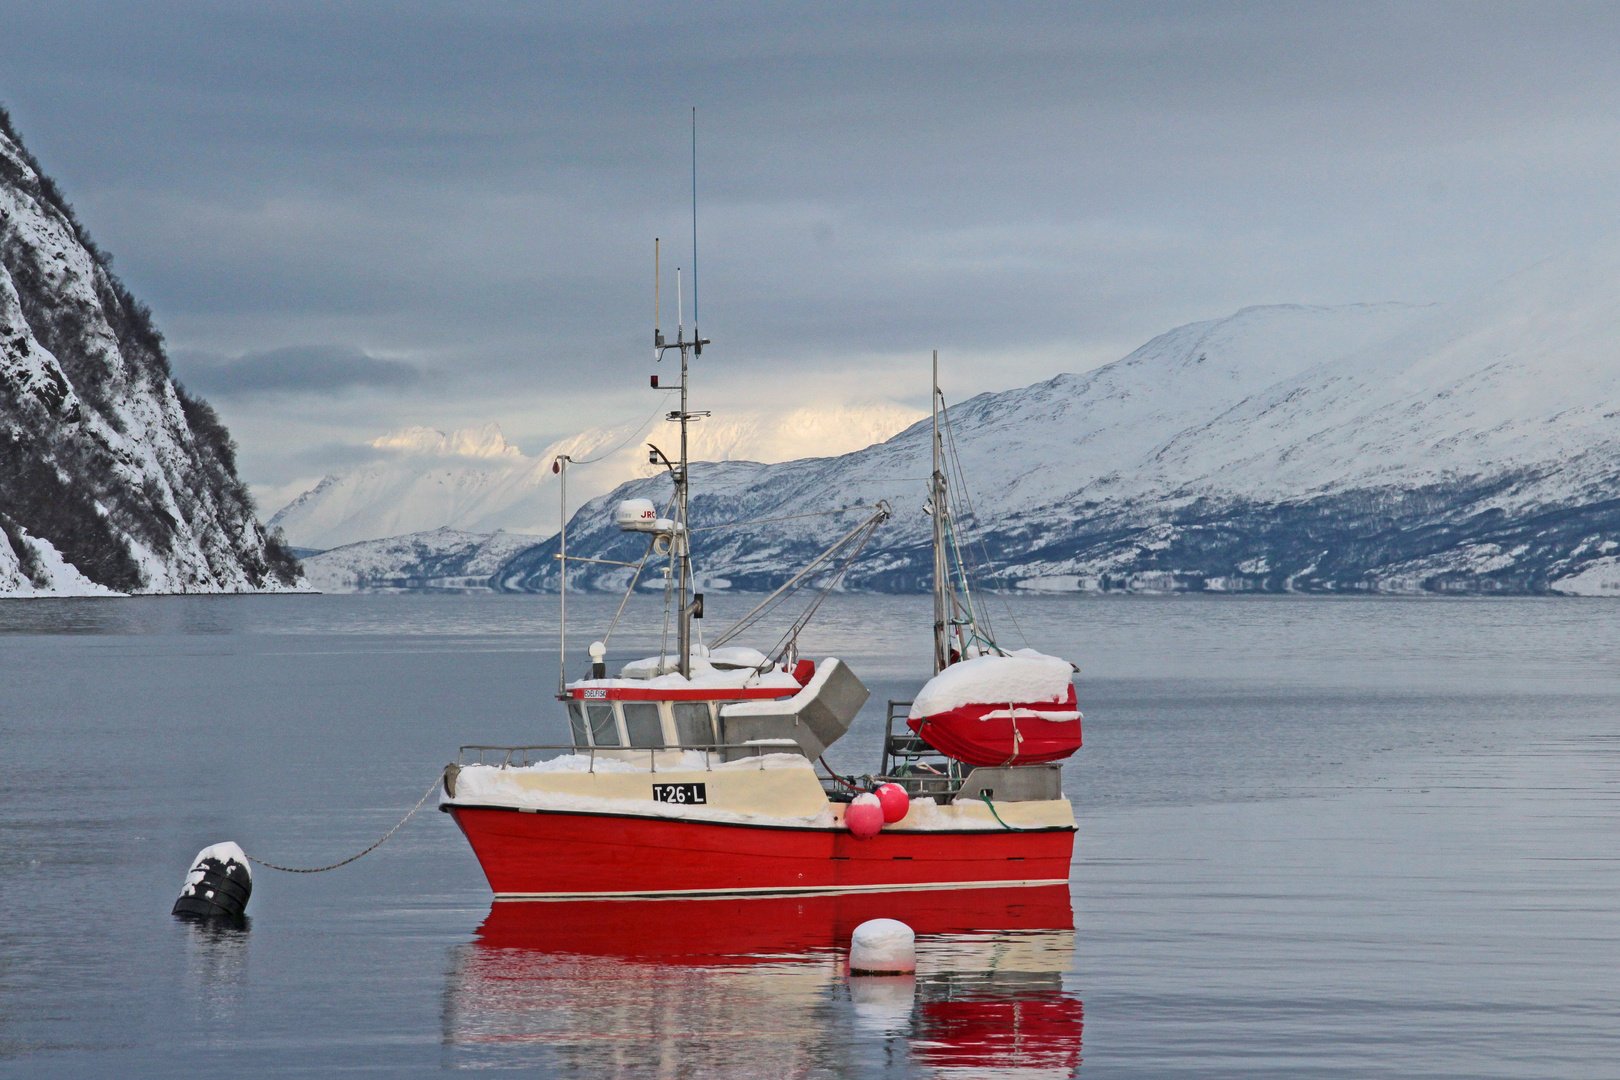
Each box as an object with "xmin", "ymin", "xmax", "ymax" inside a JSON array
[
  {"xmin": 300, "ymin": 527, "xmax": 539, "ymax": 592},
  {"xmin": 495, "ymin": 251, "xmax": 1620, "ymax": 596},
  {"xmin": 0, "ymin": 108, "xmax": 301, "ymax": 596},
  {"xmin": 268, "ymin": 402, "xmax": 925, "ymax": 549}
]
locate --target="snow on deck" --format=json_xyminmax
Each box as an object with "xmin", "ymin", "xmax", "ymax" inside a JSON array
[
  {"xmin": 446, "ymin": 754, "xmax": 835, "ymax": 828},
  {"xmin": 465, "ymin": 750, "xmax": 814, "ymax": 775},
  {"xmin": 573, "ymin": 650, "xmax": 800, "ymax": 693}
]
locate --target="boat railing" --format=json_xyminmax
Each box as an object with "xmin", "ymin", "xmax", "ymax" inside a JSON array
[
  {"xmin": 456, "ymin": 742, "xmax": 804, "ymax": 773},
  {"xmin": 878, "ymin": 699, "xmax": 969, "ymax": 799}
]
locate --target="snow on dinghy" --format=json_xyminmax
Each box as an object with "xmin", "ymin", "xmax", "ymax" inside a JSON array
[{"xmin": 907, "ymin": 650, "xmax": 1082, "ymax": 767}]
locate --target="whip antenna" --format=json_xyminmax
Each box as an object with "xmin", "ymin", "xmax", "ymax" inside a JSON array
[
  {"xmin": 691, "ymin": 107, "xmax": 700, "ymax": 354},
  {"xmin": 646, "ymin": 112, "xmax": 711, "ymax": 679}
]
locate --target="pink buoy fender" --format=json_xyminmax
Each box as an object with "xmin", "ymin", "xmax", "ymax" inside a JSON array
[
  {"xmin": 875, "ymin": 782, "xmax": 910, "ymax": 824},
  {"xmin": 845, "ymin": 792, "xmax": 884, "ymax": 839}
]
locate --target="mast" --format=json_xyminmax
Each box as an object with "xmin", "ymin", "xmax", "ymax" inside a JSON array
[
  {"xmin": 554, "ymin": 453, "xmax": 571, "ymax": 695},
  {"xmin": 666, "ymin": 286, "xmax": 707, "ymax": 676},
  {"xmin": 931, "ymin": 350, "xmax": 950, "ymax": 673},
  {"xmin": 652, "ymin": 110, "xmax": 709, "ymax": 678},
  {"xmin": 677, "ymin": 265, "xmax": 692, "ymax": 676}
]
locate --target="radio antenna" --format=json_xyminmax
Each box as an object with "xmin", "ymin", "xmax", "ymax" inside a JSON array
[
  {"xmin": 691, "ymin": 107, "xmax": 700, "ymax": 354},
  {"xmin": 648, "ymin": 111, "xmax": 711, "ymax": 679},
  {"xmin": 653, "ymin": 238, "xmax": 661, "ymax": 356}
]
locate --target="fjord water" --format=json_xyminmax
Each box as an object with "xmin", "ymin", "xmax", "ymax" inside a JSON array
[{"xmin": 1, "ymin": 593, "xmax": 1617, "ymax": 1077}]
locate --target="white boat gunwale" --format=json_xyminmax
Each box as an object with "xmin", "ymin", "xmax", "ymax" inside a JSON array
[
  {"xmin": 486, "ymin": 879, "xmax": 1074, "ymax": 902},
  {"xmin": 440, "ymin": 802, "xmax": 1076, "ymax": 834}
]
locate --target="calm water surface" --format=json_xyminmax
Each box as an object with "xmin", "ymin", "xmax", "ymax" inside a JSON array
[{"xmin": 1, "ymin": 593, "xmax": 1617, "ymax": 1077}]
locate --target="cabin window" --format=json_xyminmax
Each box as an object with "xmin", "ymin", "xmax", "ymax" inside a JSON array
[
  {"xmin": 714, "ymin": 701, "xmax": 745, "ymax": 746},
  {"xmin": 622, "ymin": 702, "xmax": 664, "ymax": 748},
  {"xmin": 586, "ymin": 702, "xmax": 620, "ymax": 746},
  {"xmin": 672, "ymin": 701, "xmax": 715, "ymax": 747},
  {"xmin": 565, "ymin": 701, "xmax": 589, "ymax": 747}
]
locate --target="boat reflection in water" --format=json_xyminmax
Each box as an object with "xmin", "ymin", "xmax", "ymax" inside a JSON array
[{"xmin": 442, "ymin": 885, "xmax": 1082, "ymax": 1076}]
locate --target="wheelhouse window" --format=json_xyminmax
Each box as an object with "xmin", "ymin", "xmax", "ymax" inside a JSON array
[
  {"xmin": 713, "ymin": 701, "xmax": 744, "ymax": 746},
  {"xmin": 586, "ymin": 702, "xmax": 620, "ymax": 746},
  {"xmin": 622, "ymin": 702, "xmax": 664, "ymax": 748},
  {"xmin": 672, "ymin": 701, "xmax": 715, "ymax": 747},
  {"xmin": 566, "ymin": 701, "xmax": 589, "ymax": 747}
]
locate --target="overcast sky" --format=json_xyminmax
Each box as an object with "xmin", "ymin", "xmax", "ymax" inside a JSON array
[{"xmin": 6, "ymin": 2, "xmax": 1620, "ymax": 507}]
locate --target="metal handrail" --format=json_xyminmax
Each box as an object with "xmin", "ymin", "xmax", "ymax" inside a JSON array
[
  {"xmin": 879, "ymin": 699, "xmax": 969, "ymax": 799},
  {"xmin": 456, "ymin": 741, "xmax": 803, "ymax": 773}
]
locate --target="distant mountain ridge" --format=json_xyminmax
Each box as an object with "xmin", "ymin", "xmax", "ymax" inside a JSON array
[
  {"xmin": 268, "ymin": 402, "xmax": 926, "ymax": 550},
  {"xmin": 489, "ymin": 261, "xmax": 1620, "ymax": 596},
  {"xmin": 300, "ymin": 527, "xmax": 538, "ymax": 592},
  {"xmin": 0, "ymin": 107, "xmax": 300, "ymax": 596}
]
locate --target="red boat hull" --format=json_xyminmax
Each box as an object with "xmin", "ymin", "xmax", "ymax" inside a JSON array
[
  {"xmin": 445, "ymin": 804, "xmax": 1075, "ymax": 898},
  {"xmin": 473, "ymin": 885, "xmax": 1074, "ymax": 959},
  {"xmin": 908, "ymin": 686, "xmax": 1083, "ymax": 766}
]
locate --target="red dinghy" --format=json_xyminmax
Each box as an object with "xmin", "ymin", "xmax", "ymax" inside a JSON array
[{"xmin": 907, "ymin": 651, "xmax": 1083, "ymax": 767}]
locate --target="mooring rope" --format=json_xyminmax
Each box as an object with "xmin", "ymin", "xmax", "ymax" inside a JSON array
[
  {"xmin": 980, "ymin": 790, "xmax": 1017, "ymax": 831},
  {"xmin": 244, "ymin": 777, "xmax": 442, "ymax": 873}
]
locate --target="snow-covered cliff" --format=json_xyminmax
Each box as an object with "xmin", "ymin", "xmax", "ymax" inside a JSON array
[{"xmin": 0, "ymin": 108, "xmax": 301, "ymax": 596}]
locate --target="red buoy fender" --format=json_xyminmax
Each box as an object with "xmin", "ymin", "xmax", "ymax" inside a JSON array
[
  {"xmin": 845, "ymin": 793, "xmax": 883, "ymax": 839},
  {"xmin": 875, "ymin": 782, "xmax": 910, "ymax": 823}
]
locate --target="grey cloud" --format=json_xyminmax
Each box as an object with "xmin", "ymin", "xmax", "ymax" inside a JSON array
[
  {"xmin": 7, "ymin": 2, "xmax": 1620, "ymax": 486},
  {"xmin": 171, "ymin": 345, "xmax": 423, "ymax": 397},
  {"xmin": 287, "ymin": 440, "xmax": 394, "ymax": 471}
]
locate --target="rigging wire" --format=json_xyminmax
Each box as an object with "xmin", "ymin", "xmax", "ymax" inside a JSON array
[
  {"xmin": 709, "ymin": 503, "xmax": 891, "ymax": 652},
  {"xmin": 708, "ymin": 511, "xmax": 882, "ymax": 650},
  {"xmin": 600, "ymin": 535, "xmax": 657, "ymax": 648},
  {"xmin": 936, "ymin": 392, "xmax": 995, "ymax": 652},
  {"xmin": 567, "ymin": 391, "xmax": 678, "ymax": 465},
  {"xmin": 760, "ymin": 509, "xmax": 889, "ymax": 665},
  {"xmin": 687, "ymin": 504, "xmax": 884, "ymax": 533},
  {"xmin": 938, "ymin": 392, "xmax": 1031, "ymax": 651},
  {"xmin": 841, "ymin": 476, "xmax": 932, "ymax": 484},
  {"xmin": 944, "ymin": 405, "xmax": 995, "ymax": 646}
]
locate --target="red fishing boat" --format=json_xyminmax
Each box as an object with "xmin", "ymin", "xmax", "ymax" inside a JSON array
[{"xmin": 440, "ymin": 228, "xmax": 1083, "ymax": 902}]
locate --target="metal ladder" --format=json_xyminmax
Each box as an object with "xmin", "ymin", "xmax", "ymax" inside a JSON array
[{"xmin": 877, "ymin": 699, "xmax": 967, "ymax": 801}]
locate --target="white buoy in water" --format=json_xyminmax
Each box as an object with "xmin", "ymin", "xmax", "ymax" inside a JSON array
[
  {"xmin": 848, "ymin": 918, "xmax": 916, "ymax": 975},
  {"xmin": 849, "ymin": 970, "xmax": 916, "ymax": 1034}
]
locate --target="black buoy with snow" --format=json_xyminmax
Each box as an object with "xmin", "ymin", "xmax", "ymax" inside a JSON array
[{"xmin": 172, "ymin": 842, "xmax": 252, "ymax": 921}]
